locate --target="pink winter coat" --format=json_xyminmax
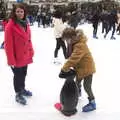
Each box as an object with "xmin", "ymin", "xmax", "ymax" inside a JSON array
[{"xmin": 4, "ymin": 19, "xmax": 34, "ymax": 67}]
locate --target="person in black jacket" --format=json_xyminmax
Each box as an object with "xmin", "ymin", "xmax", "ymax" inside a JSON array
[
  {"xmin": 104, "ymin": 10, "xmax": 117, "ymax": 39},
  {"xmin": 68, "ymin": 11, "xmax": 79, "ymax": 29},
  {"xmin": 91, "ymin": 11, "xmax": 100, "ymax": 39}
]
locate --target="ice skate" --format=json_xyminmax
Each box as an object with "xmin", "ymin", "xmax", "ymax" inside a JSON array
[
  {"xmin": 82, "ymin": 100, "xmax": 96, "ymax": 112},
  {"xmin": 15, "ymin": 93, "xmax": 27, "ymax": 105},
  {"xmin": 21, "ymin": 89, "xmax": 32, "ymax": 97},
  {"xmin": 53, "ymin": 58, "xmax": 61, "ymax": 65}
]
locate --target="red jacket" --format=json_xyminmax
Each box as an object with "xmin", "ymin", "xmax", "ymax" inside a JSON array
[{"xmin": 4, "ymin": 19, "xmax": 34, "ymax": 67}]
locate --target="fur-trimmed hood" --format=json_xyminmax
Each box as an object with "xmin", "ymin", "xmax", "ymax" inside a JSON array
[{"xmin": 62, "ymin": 28, "xmax": 87, "ymax": 44}]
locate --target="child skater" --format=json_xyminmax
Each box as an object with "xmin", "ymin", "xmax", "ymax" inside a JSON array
[{"xmin": 58, "ymin": 27, "xmax": 96, "ymax": 112}]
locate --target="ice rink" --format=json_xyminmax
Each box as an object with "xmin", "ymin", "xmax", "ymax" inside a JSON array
[{"xmin": 0, "ymin": 22, "xmax": 120, "ymax": 120}]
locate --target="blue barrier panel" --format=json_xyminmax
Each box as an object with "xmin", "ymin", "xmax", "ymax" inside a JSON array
[{"xmin": 17, "ymin": 0, "xmax": 23, "ymax": 3}]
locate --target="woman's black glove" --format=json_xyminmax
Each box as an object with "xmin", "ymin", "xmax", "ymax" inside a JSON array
[{"xmin": 59, "ymin": 69, "xmax": 76, "ymax": 78}]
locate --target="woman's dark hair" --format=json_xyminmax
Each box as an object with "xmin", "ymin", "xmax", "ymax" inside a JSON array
[{"xmin": 10, "ymin": 3, "xmax": 27, "ymax": 20}]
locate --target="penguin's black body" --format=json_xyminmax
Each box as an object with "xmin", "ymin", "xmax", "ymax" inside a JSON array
[{"xmin": 60, "ymin": 75, "xmax": 78, "ymax": 116}]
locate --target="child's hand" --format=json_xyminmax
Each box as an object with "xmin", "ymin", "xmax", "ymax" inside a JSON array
[{"xmin": 59, "ymin": 69, "xmax": 76, "ymax": 78}]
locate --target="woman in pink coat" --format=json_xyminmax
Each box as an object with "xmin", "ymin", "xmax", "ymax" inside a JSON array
[{"xmin": 4, "ymin": 3, "xmax": 34, "ymax": 105}]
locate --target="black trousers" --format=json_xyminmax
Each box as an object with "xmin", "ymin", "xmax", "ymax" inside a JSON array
[
  {"xmin": 93, "ymin": 23, "xmax": 98, "ymax": 36},
  {"xmin": 76, "ymin": 74, "xmax": 95, "ymax": 101},
  {"xmin": 11, "ymin": 65, "xmax": 28, "ymax": 93},
  {"xmin": 54, "ymin": 38, "xmax": 67, "ymax": 59},
  {"xmin": 102, "ymin": 21, "xmax": 108, "ymax": 33},
  {"xmin": 105, "ymin": 23, "xmax": 116, "ymax": 37}
]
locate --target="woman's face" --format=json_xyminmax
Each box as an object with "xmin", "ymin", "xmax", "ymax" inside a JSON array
[{"xmin": 15, "ymin": 7, "xmax": 24, "ymax": 19}]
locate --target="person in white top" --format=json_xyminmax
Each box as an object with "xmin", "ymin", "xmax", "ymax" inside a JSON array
[{"xmin": 52, "ymin": 10, "xmax": 67, "ymax": 63}]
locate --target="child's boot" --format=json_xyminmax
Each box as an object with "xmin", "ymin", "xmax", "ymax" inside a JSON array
[
  {"xmin": 82, "ymin": 99, "xmax": 96, "ymax": 112},
  {"xmin": 15, "ymin": 92, "xmax": 27, "ymax": 105},
  {"xmin": 21, "ymin": 89, "xmax": 32, "ymax": 97}
]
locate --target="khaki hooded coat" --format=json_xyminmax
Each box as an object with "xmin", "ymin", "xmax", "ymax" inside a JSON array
[{"xmin": 61, "ymin": 30, "xmax": 96, "ymax": 80}]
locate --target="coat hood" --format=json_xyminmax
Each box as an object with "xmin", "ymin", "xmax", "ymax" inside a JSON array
[{"xmin": 62, "ymin": 28, "xmax": 87, "ymax": 44}]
